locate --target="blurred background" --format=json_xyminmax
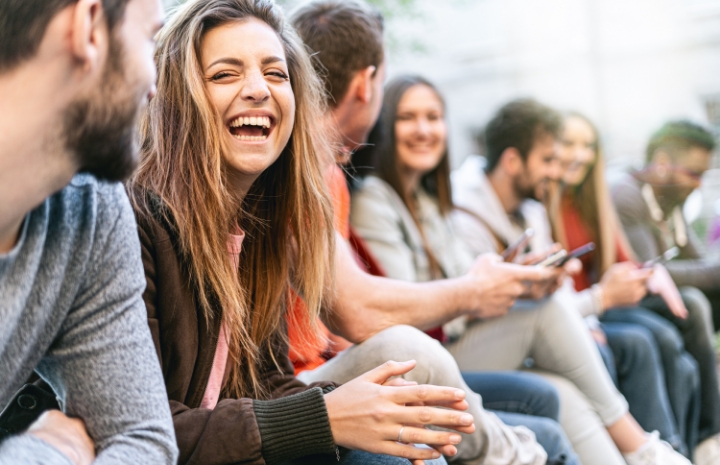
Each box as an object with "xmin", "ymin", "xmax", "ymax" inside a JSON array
[{"xmin": 163, "ymin": 0, "xmax": 720, "ymax": 239}]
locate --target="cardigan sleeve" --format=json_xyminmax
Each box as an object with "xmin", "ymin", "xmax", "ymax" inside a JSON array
[
  {"xmin": 136, "ymin": 209, "xmax": 337, "ymax": 465},
  {"xmin": 350, "ymin": 178, "xmax": 421, "ymax": 281}
]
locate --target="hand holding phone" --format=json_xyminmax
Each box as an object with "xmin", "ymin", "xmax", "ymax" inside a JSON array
[
  {"xmin": 643, "ymin": 247, "xmax": 679, "ymax": 268},
  {"xmin": 535, "ymin": 249, "xmax": 567, "ymax": 268},
  {"xmin": 502, "ymin": 229, "xmax": 534, "ymax": 262},
  {"xmin": 555, "ymin": 242, "xmax": 595, "ymax": 267}
]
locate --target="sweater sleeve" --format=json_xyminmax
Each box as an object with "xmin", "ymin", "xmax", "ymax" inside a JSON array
[
  {"xmin": 138, "ymin": 212, "xmax": 337, "ymax": 465},
  {"xmin": 612, "ymin": 180, "xmax": 661, "ymax": 262},
  {"xmin": 663, "ymin": 227, "xmax": 720, "ymax": 289},
  {"xmin": 0, "ymin": 434, "xmax": 74, "ymax": 465},
  {"xmin": 612, "ymin": 179, "xmax": 720, "ymax": 289},
  {"xmin": 33, "ymin": 183, "xmax": 178, "ymax": 465},
  {"xmin": 349, "ymin": 179, "xmax": 420, "ymax": 281}
]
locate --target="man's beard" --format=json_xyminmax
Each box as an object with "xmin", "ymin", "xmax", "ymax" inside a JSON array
[
  {"xmin": 513, "ymin": 175, "xmax": 541, "ymax": 202},
  {"xmin": 62, "ymin": 38, "xmax": 142, "ymax": 182}
]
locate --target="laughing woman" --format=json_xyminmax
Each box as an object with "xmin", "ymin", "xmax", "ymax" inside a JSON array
[{"xmin": 127, "ymin": 1, "xmax": 474, "ymax": 464}]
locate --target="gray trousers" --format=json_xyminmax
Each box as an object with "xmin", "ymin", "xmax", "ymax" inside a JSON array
[
  {"xmin": 445, "ymin": 294, "xmax": 630, "ymax": 465},
  {"xmin": 299, "ymin": 325, "xmax": 547, "ymax": 465}
]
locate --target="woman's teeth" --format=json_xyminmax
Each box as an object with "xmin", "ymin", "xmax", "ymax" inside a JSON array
[
  {"xmin": 233, "ymin": 134, "xmax": 268, "ymax": 141},
  {"xmin": 229, "ymin": 116, "xmax": 271, "ymax": 128}
]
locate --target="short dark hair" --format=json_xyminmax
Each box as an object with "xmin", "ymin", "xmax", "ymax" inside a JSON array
[
  {"xmin": 0, "ymin": 0, "xmax": 131, "ymax": 72},
  {"xmin": 645, "ymin": 120, "xmax": 716, "ymax": 163},
  {"xmin": 291, "ymin": 0, "xmax": 384, "ymax": 107},
  {"xmin": 484, "ymin": 98, "xmax": 562, "ymax": 173}
]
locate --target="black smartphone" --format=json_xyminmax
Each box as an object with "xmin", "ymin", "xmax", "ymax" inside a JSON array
[
  {"xmin": 0, "ymin": 383, "xmax": 60, "ymax": 442},
  {"xmin": 501, "ymin": 228, "xmax": 534, "ymax": 261},
  {"xmin": 642, "ymin": 246, "xmax": 679, "ymax": 268},
  {"xmin": 555, "ymin": 242, "xmax": 596, "ymax": 267}
]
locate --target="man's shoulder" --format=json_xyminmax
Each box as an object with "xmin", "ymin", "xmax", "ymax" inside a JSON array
[
  {"xmin": 610, "ymin": 174, "xmax": 648, "ymax": 219},
  {"xmin": 54, "ymin": 174, "xmax": 131, "ymax": 224},
  {"xmin": 45, "ymin": 175, "xmax": 137, "ymax": 257}
]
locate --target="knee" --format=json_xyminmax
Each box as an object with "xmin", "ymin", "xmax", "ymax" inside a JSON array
[
  {"xmin": 649, "ymin": 321, "xmax": 685, "ymax": 354},
  {"xmin": 625, "ymin": 326, "xmax": 656, "ymax": 353},
  {"xmin": 528, "ymin": 375, "xmax": 561, "ymax": 419},
  {"xmin": 680, "ymin": 286, "xmax": 714, "ymax": 331},
  {"xmin": 368, "ymin": 325, "xmax": 454, "ymax": 368}
]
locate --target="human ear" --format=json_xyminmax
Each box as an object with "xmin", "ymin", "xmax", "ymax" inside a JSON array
[
  {"xmin": 355, "ymin": 65, "xmax": 377, "ymax": 104},
  {"xmin": 500, "ymin": 147, "xmax": 523, "ymax": 175},
  {"xmin": 652, "ymin": 150, "xmax": 672, "ymax": 178},
  {"xmin": 70, "ymin": 0, "xmax": 108, "ymax": 74}
]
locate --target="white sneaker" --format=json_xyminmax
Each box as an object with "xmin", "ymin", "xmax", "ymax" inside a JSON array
[
  {"xmin": 695, "ymin": 433, "xmax": 720, "ymax": 465},
  {"xmin": 624, "ymin": 431, "xmax": 693, "ymax": 465}
]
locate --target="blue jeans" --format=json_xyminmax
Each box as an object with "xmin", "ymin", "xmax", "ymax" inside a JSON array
[
  {"xmin": 596, "ymin": 320, "xmax": 686, "ymax": 454},
  {"xmin": 601, "ymin": 306, "xmax": 702, "ymax": 454},
  {"xmin": 462, "ymin": 371, "xmax": 580, "ymax": 465}
]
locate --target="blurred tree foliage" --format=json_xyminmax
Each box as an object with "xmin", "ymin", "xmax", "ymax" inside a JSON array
[{"xmin": 164, "ymin": 0, "xmax": 427, "ymax": 54}]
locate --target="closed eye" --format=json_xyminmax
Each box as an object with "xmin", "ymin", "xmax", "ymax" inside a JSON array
[
  {"xmin": 267, "ymin": 71, "xmax": 289, "ymax": 80},
  {"xmin": 209, "ymin": 71, "xmax": 235, "ymax": 81}
]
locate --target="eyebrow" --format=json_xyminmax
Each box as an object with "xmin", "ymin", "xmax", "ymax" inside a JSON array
[{"xmin": 206, "ymin": 55, "xmax": 286, "ymax": 70}]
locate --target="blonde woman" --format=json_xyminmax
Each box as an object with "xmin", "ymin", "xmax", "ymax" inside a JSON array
[
  {"xmin": 128, "ymin": 1, "xmax": 475, "ymax": 464},
  {"xmin": 549, "ymin": 112, "xmax": 720, "ymax": 463}
]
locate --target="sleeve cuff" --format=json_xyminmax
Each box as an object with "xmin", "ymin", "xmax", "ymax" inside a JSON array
[
  {"xmin": 253, "ymin": 387, "xmax": 336, "ymax": 464},
  {"xmin": 0, "ymin": 434, "xmax": 74, "ymax": 465}
]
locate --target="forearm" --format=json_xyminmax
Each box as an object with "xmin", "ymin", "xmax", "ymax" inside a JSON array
[
  {"xmin": 171, "ymin": 388, "xmax": 335, "ymax": 465},
  {"xmin": 326, "ymin": 268, "xmax": 470, "ymax": 343},
  {"xmin": 664, "ymin": 259, "xmax": 720, "ymax": 289}
]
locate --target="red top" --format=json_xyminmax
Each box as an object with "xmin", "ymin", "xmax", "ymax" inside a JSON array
[{"xmin": 561, "ymin": 194, "xmax": 630, "ymax": 291}]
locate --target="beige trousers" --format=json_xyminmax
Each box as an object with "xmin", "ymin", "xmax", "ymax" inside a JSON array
[{"xmin": 445, "ymin": 294, "xmax": 630, "ymax": 465}]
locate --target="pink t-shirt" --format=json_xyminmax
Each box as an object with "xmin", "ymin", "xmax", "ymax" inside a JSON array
[{"xmin": 199, "ymin": 230, "xmax": 245, "ymax": 410}]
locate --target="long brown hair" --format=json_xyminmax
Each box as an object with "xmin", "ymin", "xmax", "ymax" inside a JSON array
[
  {"xmin": 362, "ymin": 75, "xmax": 452, "ymax": 278},
  {"xmin": 128, "ymin": 0, "xmax": 335, "ymax": 399},
  {"xmin": 548, "ymin": 112, "xmax": 635, "ymax": 278}
]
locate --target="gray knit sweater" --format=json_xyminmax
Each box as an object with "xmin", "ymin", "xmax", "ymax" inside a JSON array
[{"xmin": 0, "ymin": 175, "xmax": 178, "ymax": 464}]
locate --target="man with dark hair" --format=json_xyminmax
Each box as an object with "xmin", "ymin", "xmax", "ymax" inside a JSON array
[
  {"xmin": 290, "ymin": 3, "xmax": 590, "ymax": 465},
  {"xmin": 0, "ymin": 0, "xmax": 177, "ymax": 464},
  {"xmin": 612, "ymin": 120, "xmax": 720, "ymax": 464},
  {"xmin": 452, "ymin": 99, "xmax": 694, "ymax": 465},
  {"xmin": 293, "ymin": 0, "xmax": 386, "ymax": 159},
  {"xmin": 482, "ymin": 98, "xmax": 563, "ymax": 203}
]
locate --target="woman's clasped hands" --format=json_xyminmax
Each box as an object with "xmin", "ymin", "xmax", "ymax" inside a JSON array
[{"xmin": 324, "ymin": 360, "xmax": 475, "ymax": 465}]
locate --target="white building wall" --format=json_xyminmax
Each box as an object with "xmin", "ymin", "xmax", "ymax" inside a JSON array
[{"xmin": 386, "ymin": 0, "xmax": 720, "ymax": 172}]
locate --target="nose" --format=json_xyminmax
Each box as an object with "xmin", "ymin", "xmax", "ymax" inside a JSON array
[
  {"xmin": 241, "ymin": 70, "xmax": 270, "ymax": 103},
  {"xmin": 147, "ymin": 83, "xmax": 157, "ymax": 101},
  {"xmin": 415, "ymin": 117, "xmax": 432, "ymax": 137}
]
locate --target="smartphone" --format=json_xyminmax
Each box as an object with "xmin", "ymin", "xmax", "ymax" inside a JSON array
[
  {"xmin": 0, "ymin": 383, "xmax": 59, "ymax": 441},
  {"xmin": 555, "ymin": 242, "xmax": 596, "ymax": 267},
  {"xmin": 535, "ymin": 249, "xmax": 567, "ymax": 268},
  {"xmin": 643, "ymin": 246, "xmax": 680, "ymax": 268},
  {"xmin": 501, "ymin": 228, "xmax": 534, "ymax": 261}
]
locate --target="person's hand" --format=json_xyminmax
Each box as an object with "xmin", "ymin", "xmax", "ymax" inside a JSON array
[
  {"xmin": 463, "ymin": 254, "xmax": 556, "ymax": 319},
  {"xmin": 589, "ymin": 328, "xmax": 608, "ymax": 346},
  {"xmin": 599, "ymin": 262, "xmax": 653, "ymax": 310},
  {"xmin": 324, "ymin": 360, "xmax": 474, "ymax": 462},
  {"xmin": 382, "ymin": 378, "xmax": 441, "ymax": 465},
  {"xmin": 646, "ymin": 264, "xmax": 688, "ymax": 319},
  {"xmin": 26, "ymin": 410, "xmax": 95, "ymax": 465}
]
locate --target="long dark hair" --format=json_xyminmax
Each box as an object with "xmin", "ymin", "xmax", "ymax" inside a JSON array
[{"xmin": 355, "ymin": 75, "xmax": 452, "ymax": 277}]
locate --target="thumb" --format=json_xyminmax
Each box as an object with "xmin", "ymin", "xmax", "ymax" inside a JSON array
[
  {"xmin": 509, "ymin": 264, "xmax": 552, "ymax": 281},
  {"xmin": 361, "ymin": 360, "xmax": 416, "ymax": 384}
]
